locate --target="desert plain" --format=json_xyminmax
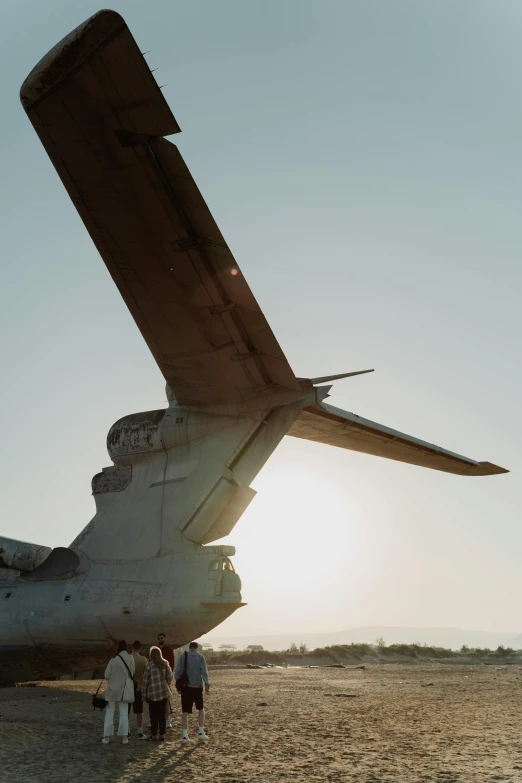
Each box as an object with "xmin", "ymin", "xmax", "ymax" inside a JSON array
[{"xmin": 0, "ymin": 664, "xmax": 521, "ymax": 782}]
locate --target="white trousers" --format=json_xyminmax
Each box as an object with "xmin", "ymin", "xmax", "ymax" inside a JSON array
[{"xmin": 103, "ymin": 700, "xmax": 129, "ymax": 737}]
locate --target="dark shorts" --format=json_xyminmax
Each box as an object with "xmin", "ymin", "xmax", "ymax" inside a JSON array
[
  {"xmin": 132, "ymin": 689, "xmax": 143, "ymax": 714},
  {"xmin": 180, "ymin": 686, "xmax": 204, "ymax": 714}
]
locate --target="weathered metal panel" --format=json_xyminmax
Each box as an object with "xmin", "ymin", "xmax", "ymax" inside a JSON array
[
  {"xmin": 92, "ymin": 466, "xmax": 132, "ymax": 494},
  {"xmin": 0, "ymin": 537, "xmax": 52, "ymax": 572}
]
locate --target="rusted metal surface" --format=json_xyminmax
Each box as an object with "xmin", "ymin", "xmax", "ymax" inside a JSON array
[
  {"xmin": 0, "ymin": 537, "xmax": 52, "ymax": 572},
  {"xmin": 91, "ymin": 465, "xmax": 132, "ymax": 495},
  {"xmin": 107, "ymin": 410, "xmax": 166, "ymax": 458}
]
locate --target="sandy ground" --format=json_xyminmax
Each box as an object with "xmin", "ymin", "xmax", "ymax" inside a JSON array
[{"xmin": 0, "ymin": 664, "xmax": 521, "ymax": 782}]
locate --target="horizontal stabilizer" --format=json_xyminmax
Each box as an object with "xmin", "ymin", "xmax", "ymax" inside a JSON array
[{"xmin": 288, "ymin": 403, "xmax": 508, "ymax": 476}]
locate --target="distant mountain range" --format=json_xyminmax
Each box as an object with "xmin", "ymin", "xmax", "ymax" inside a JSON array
[{"xmin": 199, "ymin": 626, "xmax": 522, "ymax": 652}]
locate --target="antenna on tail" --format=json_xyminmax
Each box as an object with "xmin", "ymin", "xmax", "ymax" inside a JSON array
[{"xmin": 310, "ymin": 369, "xmax": 374, "ymax": 385}]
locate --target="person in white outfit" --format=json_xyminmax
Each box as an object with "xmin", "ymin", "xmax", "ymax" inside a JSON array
[{"xmin": 102, "ymin": 640, "xmax": 136, "ymax": 744}]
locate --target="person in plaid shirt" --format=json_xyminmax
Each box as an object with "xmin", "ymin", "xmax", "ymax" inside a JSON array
[
  {"xmin": 156, "ymin": 632, "xmax": 175, "ymax": 728},
  {"xmin": 142, "ymin": 646, "xmax": 173, "ymax": 741}
]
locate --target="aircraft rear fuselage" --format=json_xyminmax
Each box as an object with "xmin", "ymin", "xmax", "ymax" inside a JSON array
[{"xmin": 0, "ymin": 548, "xmax": 241, "ymax": 684}]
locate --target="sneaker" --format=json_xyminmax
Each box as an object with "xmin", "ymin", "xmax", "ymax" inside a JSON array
[
  {"xmin": 158, "ymin": 736, "xmax": 165, "ymax": 742},
  {"xmin": 147, "ymin": 736, "xmax": 157, "ymax": 742},
  {"xmin": 137, "ymin": 732, "xmax": 145, "ymax": 740},
  {"xmin": 102, "ymin": 737, "xmax": 110, "ymax": 744},
  {"xmin": 198, "ymin": 731, "xmax": 209, "ymax": 741},
  {"xmin": 182, "ymin": 736, "xmax": 189, "ymax": 745},
  {"xmin": 122, "ymin": 737, "xmax": 129, "ymax": 744}
]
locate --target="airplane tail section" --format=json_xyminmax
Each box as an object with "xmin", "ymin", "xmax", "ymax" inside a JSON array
[{"xmin": 70, "ymin": 391, "xmax": 310, "ymax": 561}]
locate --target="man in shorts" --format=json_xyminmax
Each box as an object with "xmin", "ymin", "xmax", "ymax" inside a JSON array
[
  {"xmin": 175, "ymin": 641, "xmax": 210, "ymax": 744},
  {"xmin": 129, "ymin": 640, "xmax": 148, "ymax": 738},
  {"xmin": 157, "ymin": 632, "xmax": 175, "ymax": 728}
]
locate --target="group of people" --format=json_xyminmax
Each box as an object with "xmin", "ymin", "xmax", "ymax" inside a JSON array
[{"xmin": 102, "ymin": 632, "xmax": 210, "ymax": 745}]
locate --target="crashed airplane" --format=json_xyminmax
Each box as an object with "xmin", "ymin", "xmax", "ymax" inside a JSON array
[{"xmin": 0, "ymin": 10, "xmax": 507, "ymax": 684}]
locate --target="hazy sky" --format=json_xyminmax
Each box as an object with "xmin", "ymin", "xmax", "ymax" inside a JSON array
[{"xmin": 0, "ymin": 0, "xmax": 520, "ymax": 638}]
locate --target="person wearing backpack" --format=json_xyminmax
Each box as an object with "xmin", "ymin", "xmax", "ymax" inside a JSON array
[
  {"xmin": 174, "ymin": 642, "xmax": 210, "ymax": 744},
  {"xmin": 142, "ymin": 646, "xmax": 174, "ymax": 741},
  {"xmin": 102, "ymin": 640, "xmax": 136, "ymax": 744}
]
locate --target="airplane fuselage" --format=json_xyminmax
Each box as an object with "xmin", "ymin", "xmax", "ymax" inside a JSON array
[{"xmin": 0, "ymin": 545, "xmax": 240, "ymax": 684}]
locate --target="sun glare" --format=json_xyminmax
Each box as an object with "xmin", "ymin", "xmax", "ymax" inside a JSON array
[{"xmin": 219, "ymin": 450, "xmax": 366, "ymax": 631}]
